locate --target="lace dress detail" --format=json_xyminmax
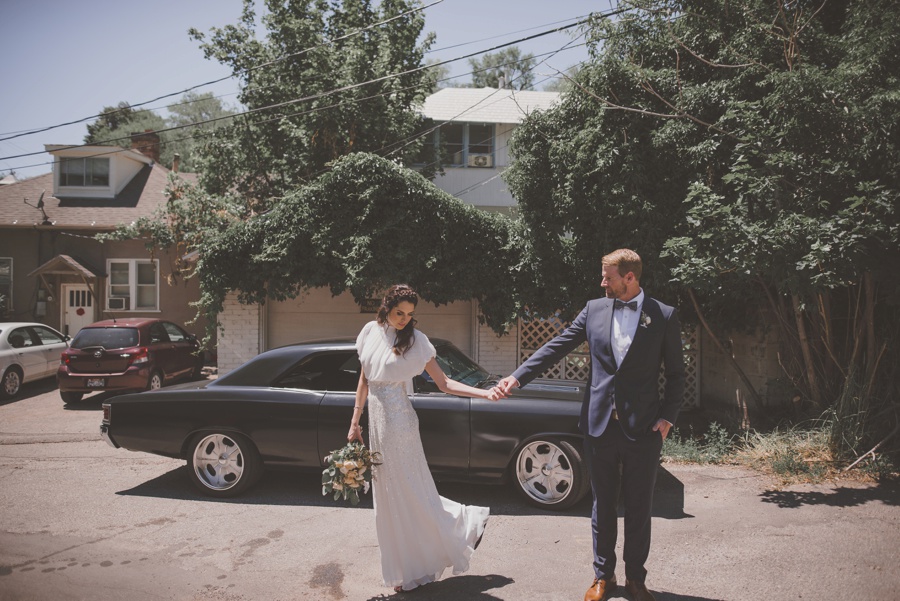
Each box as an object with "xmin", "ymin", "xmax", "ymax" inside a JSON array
[{"xmin": 357, "ymin": 321, "xmax": 489, "ymax": 591}]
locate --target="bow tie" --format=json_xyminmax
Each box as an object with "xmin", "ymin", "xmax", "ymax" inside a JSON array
[{"xmin": 614, "ymin": 299, "xmax": 638, "ymax": 311}]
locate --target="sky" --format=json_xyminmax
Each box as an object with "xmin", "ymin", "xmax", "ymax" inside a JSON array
[{"xmin": 0, "ymin": 0, "xmax": 611, "ymax": 179}]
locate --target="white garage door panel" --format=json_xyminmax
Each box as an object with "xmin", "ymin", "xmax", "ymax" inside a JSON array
[{"xmin": 266, "ymin": 288, "xmax": 472, "ymax": 355}]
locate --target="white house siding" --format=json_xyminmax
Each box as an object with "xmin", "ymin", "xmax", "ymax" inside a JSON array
[
  {"xmin": 434, "ymin": 167, "xmax": 513, "ymax": 207},
  {"xmin": 474, "ymin": 319, "xmax": 519, "ymax": 377},
  {"xmin": 495, "ymin": 123, "xmax": 515, "ymax": 167},
  {"xmin": 217, "ymin": 291, "xmax": 262, "ymax": 374},
  {"xmin": 265, "ymin": 287, "xmax": 475, "ymax": 357}
]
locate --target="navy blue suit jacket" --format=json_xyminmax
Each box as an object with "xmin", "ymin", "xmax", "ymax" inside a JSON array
[{"xmin": 513, "ymin": 296, "xmax": 686, "ymax": 439}]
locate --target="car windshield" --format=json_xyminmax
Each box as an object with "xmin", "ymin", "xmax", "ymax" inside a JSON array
[
  {"xmin": 433, "ymin": 343, "xmax": 491, "ymax": 387},
  {"xmin": 71, "ymin": 327, "xmax": 139, "ymax": 350}
]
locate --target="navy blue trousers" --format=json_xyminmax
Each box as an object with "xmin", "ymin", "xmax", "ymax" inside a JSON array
[{"xmin": 584, "ymin": 420, "xmax": 663, "ymax": 582}]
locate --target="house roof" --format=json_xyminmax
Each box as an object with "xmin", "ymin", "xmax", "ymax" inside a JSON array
[
  {"xmin": 28, "ymin": 254, "xmax": 106, "ymax": 279},
  {"xmin": 421, "ymin": 87, "xmax": 560, "ymax": 124},
  {"xmin": 0, "ymin": 160, "xmax": 195, "ymax": 231}
]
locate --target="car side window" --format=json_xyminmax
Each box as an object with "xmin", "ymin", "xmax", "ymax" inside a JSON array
[
  {"xmin": 32, "ymin": 326, "xmax": 66, "ymax": 345},
  {"xmin": 274, "ymin": 352, "xmax": 360, "ymax": 392},
  {"xmin": 149, "ymin": 323, "xmax": 169, "ymax": 344},
  {"xmin": 8, "ymin": 328, "xmax": 35, "ymax": 348},
  {"xmin": 162, "ymin": 322, "xmax": 186, "ymax": 342}
]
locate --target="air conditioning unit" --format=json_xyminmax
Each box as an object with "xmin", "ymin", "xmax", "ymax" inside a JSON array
[
  {"xmin": 108, "ymin": 297, "xmax": 128, "ymax": 310},
  {"xmin": 467, "ymin": 153, "xmax": 493, "ymax": 168}
]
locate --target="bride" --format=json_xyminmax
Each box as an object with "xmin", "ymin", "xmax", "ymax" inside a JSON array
[{"xmin": 349, "ymin": 284, "xmax": 503, "ymax": 593}]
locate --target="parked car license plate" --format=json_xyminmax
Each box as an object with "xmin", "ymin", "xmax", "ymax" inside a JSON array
[{"xmin": 86, "ymin": 378, "xmax": 106, "ymax": 388}]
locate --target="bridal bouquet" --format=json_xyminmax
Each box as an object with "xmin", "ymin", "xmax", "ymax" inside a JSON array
[{"xmin": 322, "ymin": 441, "xmax": 383, "ymax": 505}]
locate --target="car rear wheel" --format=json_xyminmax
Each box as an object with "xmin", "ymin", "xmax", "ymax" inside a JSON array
[
  {"xmin": 512, "ymin": 437, "xmax": 588, "ymax": 510},
  {"xmin": 60, "ymin": 391, "xmax": 84, "ymax": 404},
  {"xmin": 1, "ymin": 368, "xmax": 22, "ymax": 399},
  {"xmin": 146, "ymin": 370, "xmax": 163, "ymax": 391},
  {"xmin": 187, "ymin": 432, "xmax": 262, "ymax": 498},
  {"xmin": 191, "ymin": 359, "xmax": 204, "ymax": 381}
]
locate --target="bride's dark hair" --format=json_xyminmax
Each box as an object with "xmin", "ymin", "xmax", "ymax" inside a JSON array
[{"xmin": 376, "ymin": 284, "xmax": 419, "ymax": 356}]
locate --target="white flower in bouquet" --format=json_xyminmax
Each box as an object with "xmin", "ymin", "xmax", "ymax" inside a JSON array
[{"xmin": 321, "ymin": 441, "xmax": 383, "ymax": 505}]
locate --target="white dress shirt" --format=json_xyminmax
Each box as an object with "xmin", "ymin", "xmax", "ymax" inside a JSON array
[{"xmin": 611, "ymin": 289, "xmax": 644, "ymax": 367}]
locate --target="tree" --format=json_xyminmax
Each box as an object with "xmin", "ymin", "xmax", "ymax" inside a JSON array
[
  {"xmin": 468, "ymin": 47, "xmax": 536, "ymax": 90},
  {"xmin": 187, "ymin": 0, "xmax": 436, "ymax": 207},
  {"xmin": 84, "ymin": 102, "xmax": 173, "ymax": 165},
  {"xmin": 542, "ymin": 65, "xmax": 580, "ymax": 93},
  {"xmin": 83, "ymin": 93, "xmax": 234, "ymax": 171},
  {"xmin": 504, "ymin": 0, "xmax": 899, "ymax": 459},
  {"xmin": 165, "ymin": 91, "xmax": 235, "ymax": 172}
]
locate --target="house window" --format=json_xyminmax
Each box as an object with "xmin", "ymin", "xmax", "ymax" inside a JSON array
[
  {"xmin": 0, "ymin": 257, "xmax": 11, "ymax": 314},
  {"xmin": 59, "ymin": 157, "xmax": 110, "ymax": 187},
  {"xmin": 436, "ymin": 123, "xmax": 494, "ymax": 167},
  {"xmin": 107, "ymin": 259, "xmax": 158, "ymax": 311}
]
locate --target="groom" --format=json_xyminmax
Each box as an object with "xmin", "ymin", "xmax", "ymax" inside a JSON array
[{"xmin": 498, "ymin": 249, "xmax": 685, "ymax": 601}]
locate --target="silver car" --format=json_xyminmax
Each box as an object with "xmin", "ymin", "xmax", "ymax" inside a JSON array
[{"xmin": 0, "ymin": 322, "xmax": 70, "ymax": 399}]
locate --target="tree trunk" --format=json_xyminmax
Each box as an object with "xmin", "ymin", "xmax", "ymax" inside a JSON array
[
  {"xmin": 864, "ymin": 272, "xmax": 876, "ymax": 376},
  {"xmin": 792, "ymin": 294, "xmax": 821, "ymax": 406}
]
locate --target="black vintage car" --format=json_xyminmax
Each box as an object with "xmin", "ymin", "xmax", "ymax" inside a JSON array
[{"xmin": 101, "ymin": 339, "xmax": 590, "ymax": 509}]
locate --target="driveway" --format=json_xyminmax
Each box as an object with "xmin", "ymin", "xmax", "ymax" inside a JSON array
[{"xmin": 0, "ymin": 381, "xmax": 898, "ymax": 600}]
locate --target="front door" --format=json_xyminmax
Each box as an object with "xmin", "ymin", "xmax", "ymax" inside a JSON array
[{"xmin": 62, "ymin": 285, "xmax": 94, "ymax": 338}]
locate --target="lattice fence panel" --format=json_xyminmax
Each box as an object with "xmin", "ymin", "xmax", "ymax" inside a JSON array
[{"xmin": 518, "ymin": 316, "xmax": 700, "ymax": 409}]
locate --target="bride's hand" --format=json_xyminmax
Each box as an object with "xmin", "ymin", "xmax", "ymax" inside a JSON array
[{"xmin": 347, "ymin": 424, "xmax": 364, "ymax": 443}]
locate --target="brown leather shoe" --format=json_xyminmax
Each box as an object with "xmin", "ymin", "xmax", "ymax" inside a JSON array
[
  {"xmin": 624, "ymin": 579, "xmax": 656, "ymax": 601},
  {"xmin": 584, "ymin": 576, "xmax": 617, "ymax": 601}
]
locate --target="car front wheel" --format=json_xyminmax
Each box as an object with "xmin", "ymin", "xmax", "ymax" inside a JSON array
[
  {"xmin": 187, "ymin": 432, "xmax": 262, "ymax": 498},
  {"xmin": 1, "ymin": 368, "xmax": 22, "ymax": 399},
  {"xmin": 512, "ymin": 437, "xmax": 589, "ymax": 510}
]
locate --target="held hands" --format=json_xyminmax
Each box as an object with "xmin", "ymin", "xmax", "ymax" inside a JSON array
[
  {"xmin": 486, "ymin": 386, "xmax": 506, "ymax": 401},
  {"xmin": 347, "ymin": 423, "xmax": 364, "ymax": 443},
  {"xmin": 497, "ymin": 375, "xmax": 520, "ymax": 395}
]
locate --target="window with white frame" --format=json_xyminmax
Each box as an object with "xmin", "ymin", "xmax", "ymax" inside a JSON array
[
  {"xmin": 107, "ymin": 259, "xmax": 158, "ymax": 311},
  {"xmin": 0, "ymin": 257, "xmax": 11, "ymax": 314},
  {"xmin": 59, "ymin": 157, "xmax": 110, "ymax": 187},
  {"xmin": 433, "ymin": 122, "xmax": 494, "ymax": 167}
]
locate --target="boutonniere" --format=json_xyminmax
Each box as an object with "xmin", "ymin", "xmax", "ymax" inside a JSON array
[{"xmin": 640, "ymin": 311, "xmax": 652, "ymax": 328}]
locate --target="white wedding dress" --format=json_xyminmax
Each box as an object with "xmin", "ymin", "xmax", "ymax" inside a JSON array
[{"xmin": 356, "ymin": 320, "xmax": 489, "ymax": 591}]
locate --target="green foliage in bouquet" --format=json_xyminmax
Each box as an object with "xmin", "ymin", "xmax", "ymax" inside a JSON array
[{"xmin": 322, "ymin": 441, "xmax": 383, "ymax": 506}]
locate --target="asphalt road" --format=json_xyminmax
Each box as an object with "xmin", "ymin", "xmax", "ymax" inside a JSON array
[{"xmin": 0, "ymin": 379, "xmax": 898, "ymax": 601}]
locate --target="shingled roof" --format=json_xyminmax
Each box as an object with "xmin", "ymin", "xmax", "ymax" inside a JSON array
[
  {"xmin": 0, "ymin": 160, "xmax": 191, "ymax": 231},
  {"xmin": 421, "ymin": 87, "xmax": 560, "ymax": 124}
]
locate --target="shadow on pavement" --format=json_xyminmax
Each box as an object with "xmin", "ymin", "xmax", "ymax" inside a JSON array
[
  {"xmin": 117, "ymin": 464, "xmax": 691, "ymax": 518},
  {"xmin": 363, "ymin": 574, "xmax": 514, "ymax": 600},
  {"xmin": 0, "ymin": 378, "xmax": 58, "ymax": 406},
  {"xmin": 759, "ymin": 479, "xmax": 900, "ymax": 508}
]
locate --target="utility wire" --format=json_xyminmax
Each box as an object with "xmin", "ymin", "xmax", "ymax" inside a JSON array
[
  {"xmin": 0, "ymin": 11, "xmax": 610, "ymax": 164},
  {"xmin": 0, "ymin": 0, "xmax": 446, "ymax": 143}
]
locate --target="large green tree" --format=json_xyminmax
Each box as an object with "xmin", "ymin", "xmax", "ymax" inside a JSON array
[
  {"xmin": 188, "ymin": 0, "xmax": 436, "ymax": 207},
  {"xmin": 83, "ymin": 93, "xmax": 234, "ymax": 171},
  {"xmin": 468, "ymin": 47, "xmax": 536, "ymax": 90},
  {"xmin": 504, "ymin": 0, "xmax": 899, "ymax": 455}
]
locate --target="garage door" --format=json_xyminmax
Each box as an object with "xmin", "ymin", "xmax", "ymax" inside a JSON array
[{"xmin": 266, "ymin": 288, "xmax": 474, "ymax": 356}]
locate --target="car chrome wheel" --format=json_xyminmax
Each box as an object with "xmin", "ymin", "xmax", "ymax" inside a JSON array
[
  {"xmin": 188, "ymin": 432, "xmax": 261, "ymax": 497},
  {"xmin": 514, "ymin": 438, "xmax": 587, "ymax": 509},
  {"xmin": 1, "ymin": 369, "xmax": 21, "ymax": 398}
]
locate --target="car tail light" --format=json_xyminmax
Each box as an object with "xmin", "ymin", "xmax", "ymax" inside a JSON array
[
  {"xmin": 127, "ymin": 347, "xmax": 150, "ymax": 366},
  {"xmin": 102, "ymin": 403, "xmax": 111, "ymax": 424}
]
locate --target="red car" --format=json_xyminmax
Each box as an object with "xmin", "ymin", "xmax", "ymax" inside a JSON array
[{"xmin": 58, "ymin": 318, "xmax": 203, "ymax": 404}]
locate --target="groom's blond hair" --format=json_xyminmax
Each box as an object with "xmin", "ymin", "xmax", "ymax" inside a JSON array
[{"xmin": 602, "ymin": 248, "xmax": 642, "ymax": 281}]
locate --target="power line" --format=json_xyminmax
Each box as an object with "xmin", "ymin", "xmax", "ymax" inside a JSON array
[
  {"xmin": 0, "ymin": 12, "xmax": 608, "ymax": 165},
  {"xmin": 0, "ymin": 0, "xmax": 446, "ymax": 143}
]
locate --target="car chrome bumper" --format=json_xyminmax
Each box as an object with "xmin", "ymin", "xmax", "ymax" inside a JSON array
[{"xmin": 100, "ymin": 424, "xmax": 118, "ymax": 449}]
